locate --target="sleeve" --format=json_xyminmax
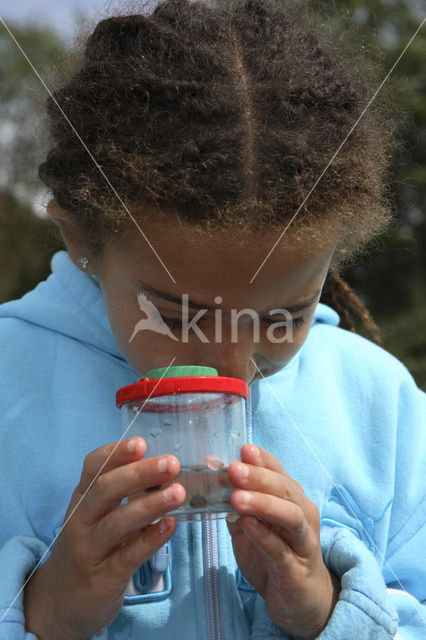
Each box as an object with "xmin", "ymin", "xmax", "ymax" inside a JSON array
[
  {"xmin": 317, "ymin": 373, "xmax": 426, "ymax": 640},
  {"xmin": 380, "ymin": 374, "xmax": 426, "ymax": 640},
  {"xmin": 0, "ymin": 536, "xmax": 50, "ymax": 639},
  {"xmin": 319, "ymin": 526, "xmax": 399, "ymax": 639},
  {"xmin": 247, "ymin": 527, "xmax": 402, "ymax": 640},
  {"xmin": 247, "ymin": 529, "xmax": 398, "ymax": 640},
  {"xmin": 249, "ymin": 521, "xmax": 425, "ymax": 640},
  {"xmin": 249, "ymin": 596, "xmax": 292, "ymax": 639},
  {"xmin": 250, "ymin": 370, "xmax": 426, "ymax": 639}
]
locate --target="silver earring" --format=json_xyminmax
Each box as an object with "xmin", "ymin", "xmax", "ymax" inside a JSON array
[{"xmin": 78, "ymin": 256, "xmax": 89, "ymax": 271}]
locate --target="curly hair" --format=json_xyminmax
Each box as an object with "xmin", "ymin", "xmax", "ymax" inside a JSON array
[{"xmin": 38, "ymin": 0, "xmax": 400, "ymax": 342}]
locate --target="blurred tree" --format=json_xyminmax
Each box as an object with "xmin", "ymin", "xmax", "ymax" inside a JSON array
[
  {"xmin": 327, "ymin": 0, "xmax": 426, "ymax": 388},
  {"xmin": 0, "ymin": 190, "xmax": 63, "ymax": 304},
  {"xmin": 0, "ymin": 21, "xmax": 70, "ymax": 202},
  {"xmin": 348, "ymin": 2, "xmax": 424, "ymax": 294},
  {"xmin": 0, "ymin": 21, "xmax": 67, "ymax": 302}
]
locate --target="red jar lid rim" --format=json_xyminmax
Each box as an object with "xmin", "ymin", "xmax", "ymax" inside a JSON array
[{"xmin": 116, "ymin": 375, "xmax": 249, "ymax": 408}]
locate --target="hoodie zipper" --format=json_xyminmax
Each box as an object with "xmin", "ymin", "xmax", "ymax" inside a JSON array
[
  {"xmin": 201, "ymin": 395, "xmax": 252, "ymax": 639},
  {"xmin": 246, "ymin": 391, "xmax": 253, "ymax": 443},
  {"xmin": 202, "ymin": 515, "xmax": 224, "ymax": 640}
]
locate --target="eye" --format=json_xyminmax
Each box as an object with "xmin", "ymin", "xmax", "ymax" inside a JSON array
[
  {"xmin": 261, "ymin": 315, "xmax": 308, "ymax": 334},
  {"xmin": 292, "ymin": 316, "xmax": 308, "ymax": 330},
  {"xmin": 161, "ymin": 314, "xmax": 309, "ymax": 334}
]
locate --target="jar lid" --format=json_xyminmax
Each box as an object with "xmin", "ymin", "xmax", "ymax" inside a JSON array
[
  {"xmin": 144, "ymin": 365, "xmax": 218, "ymax": 379},
  {"xmin": 116, "ymin": 365, "xmax": 249, "ymax": 407}
]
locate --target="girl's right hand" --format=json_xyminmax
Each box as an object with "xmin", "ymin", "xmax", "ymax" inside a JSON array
[{"xmin": 24, "ymin": 437, "xmax": 185, "ymax": 640}]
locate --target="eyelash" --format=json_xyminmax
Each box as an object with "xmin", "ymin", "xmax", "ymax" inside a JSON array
[{"xmin": 161, "ymin": 315, "xmax": 308, "ymax": 333}]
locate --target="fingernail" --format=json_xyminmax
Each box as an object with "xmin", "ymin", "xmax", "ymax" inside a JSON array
[
  {"xmin": 226, "ymin": 514, "xmax": 239, "ymax": 524},
  {"xmin": 249, "ymin": 444, "xmax": 260, "ymax": 461},
  {"xmin": 241, "ymin": 517, "xmax": 261, "ymax": 536},
  {"xmin": 163, "ymin": 486, "xmax": 175, "ymax": 502},
  {"xmin": 238, "ymin": 463, "xmax": 249, "ymax": 479},
  {"xmin": 158, "ymin": 457, "xmax": 168, "ymax": 473},
  {"xmin": 158, "ymin": 518, "xmax": 169, "ymax": 534},
  {"xmin": 238, "ymin": 490, "xmax": 252, "ymax": 505}
]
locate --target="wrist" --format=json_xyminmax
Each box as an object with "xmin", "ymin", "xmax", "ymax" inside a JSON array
[
  {"xmin": 24, "ymin": 563, "xmax": 82, "ymax": 640},
  {"xmin": 293, "ymin": 569, "xmax": 341, "ymax": 640}
]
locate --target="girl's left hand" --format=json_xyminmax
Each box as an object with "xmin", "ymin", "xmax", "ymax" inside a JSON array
[{"xmin": 227, "ymin": 444, "xmax": 340, "ymax": 640}]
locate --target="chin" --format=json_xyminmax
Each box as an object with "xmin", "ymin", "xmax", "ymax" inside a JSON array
[{"xmin": 249, "ymin": 369, "xmax": 279, "ymax": 385}]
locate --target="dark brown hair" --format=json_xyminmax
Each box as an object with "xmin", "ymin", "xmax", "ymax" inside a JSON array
[{"xmin": 39, "ymin": 0, "xmax": 399, "ymax": 342}]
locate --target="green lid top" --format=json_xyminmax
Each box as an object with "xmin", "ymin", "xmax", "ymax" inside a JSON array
[{"xmin": 143, "ymin": 365, "xmax": 218, "ymax": 380}]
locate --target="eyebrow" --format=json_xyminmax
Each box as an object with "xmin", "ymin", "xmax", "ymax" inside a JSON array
[{"xmin": 130, "ymin": 278, "xmax": 321, "ymax": 315}]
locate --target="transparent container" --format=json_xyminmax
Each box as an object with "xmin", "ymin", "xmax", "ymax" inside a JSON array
[{"xmin": 116, "ymin": 365, "xmax": 249, "ymax": 521}]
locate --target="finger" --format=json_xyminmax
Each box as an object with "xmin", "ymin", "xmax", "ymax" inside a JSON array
[
  {"xmin": 230, "ymin": 489, "xmax": 312, "ymax": 556},
  {"xmin": 240, "ymin": 444, "xmax": 289, "ymax": 476},
  {"xmin": 76, "ymin": 437, "xmax": 147, "ymax": 496},
  {"xmin": 91, "ymin": 483, "xmax": 186, "ymax": 564},
  {"xmin": 104, "ymin": 516, "xmax": 177, "ymax": 588},
  {"xmin": 81, "ymin": 455, "xmax": 181, "ymax": 524},
  {"xmin": 228, "ymin": 461, "xmax": 306, "ymax": 506},
  {"xmin": 238, "ymin": 516, "xmax": 297, "ymax": 567}
]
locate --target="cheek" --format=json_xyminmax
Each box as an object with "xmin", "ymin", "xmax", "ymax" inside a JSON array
[
  {"xmin": 103, "ymin": 295, "xmax": 133, "ymax": 346},
  {"xmin": 112, "ymin": 312, "xmax": 191, "ymax": 375},
  {"xmin": 98, "ymin": 284, "xmax": 187, "ymax": 375},
  {"xmin": 101, "ymin": 291, "xmax": 151, "ymax": 370},
  {"xmin": 123, "ymin": 337, "xmax": 175, "ymax": 376}
]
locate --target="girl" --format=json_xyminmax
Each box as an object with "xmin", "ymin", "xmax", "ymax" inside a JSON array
[{"xmin": 0, "ymin": 0, "xmax": 425, "ymax": 638}]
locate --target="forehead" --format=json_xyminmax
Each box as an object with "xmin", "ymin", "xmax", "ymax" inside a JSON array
[{"xmin": 107, "ymin": 215, "xmax": 336, "ymax": 308}]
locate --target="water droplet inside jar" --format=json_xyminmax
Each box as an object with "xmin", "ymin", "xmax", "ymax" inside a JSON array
[
  {"xmin": 150, "ymin": 429, "xmax": 162, "ymax": 438},
  {"xmin": 203, "ymin": 455, "xmax": 225, "ymax": 470},
  {"xmin": 174, "ymin": 443, "xmax": 182, "ymax": 452}
]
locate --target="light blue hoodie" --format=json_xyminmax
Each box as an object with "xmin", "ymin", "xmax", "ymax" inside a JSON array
[{"xmin": 0, "ymin": 250, "xmax": 425, "ymax": 639}]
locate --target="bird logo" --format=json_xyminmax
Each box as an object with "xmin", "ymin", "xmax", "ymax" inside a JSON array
[{"xmin": 129, "ymin": 293, "xmax": 179, "ymax": 342}]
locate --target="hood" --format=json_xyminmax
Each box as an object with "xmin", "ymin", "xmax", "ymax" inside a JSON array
[
  {"xmin": 0, "ymin": 250, "xmax": 340, "ymax": 369},
  {"xmin": 0, "ymin": 250, "xmax": 129, "ymax": 365}
]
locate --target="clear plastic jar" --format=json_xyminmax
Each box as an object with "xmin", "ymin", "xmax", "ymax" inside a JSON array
[{"xmin": 116, "ymin": 365, "xmax": 249, "ymax": 521}]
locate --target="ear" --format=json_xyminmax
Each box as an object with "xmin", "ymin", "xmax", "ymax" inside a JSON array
[{"xmin": 47, "ymin": 200, "xmax": 96, "ymax": 274}]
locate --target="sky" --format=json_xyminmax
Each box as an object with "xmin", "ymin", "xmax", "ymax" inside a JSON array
[
  {"xmin": 0, "ymin": 0, "xmax": 113, "ymax": 39},
  {"xmin": 1, "ymin": 0, "xmax": 424, "ymax": 39}
]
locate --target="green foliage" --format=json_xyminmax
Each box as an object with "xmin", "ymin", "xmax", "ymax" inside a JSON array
[
  {"xmin": 330, "ymin": 1, "xmax": 426, "ymax": 285},
  {"xmin": 329, "ymin": 0, "xmax": 426, "ymax": 388},
  {"xmin": 0, "ymin": 21, "xmax": 69, "ymax": 192},
  {"xmin": 0, "ymin": 21, "xmax": 68, "ymax": 303},
  {"xmin": 380, "ymin": 300, "xmax": 426, "ymax": 391},
  {"xmin": 0, "ymin": 190, "xmax": 64, "ymax": 304}
]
